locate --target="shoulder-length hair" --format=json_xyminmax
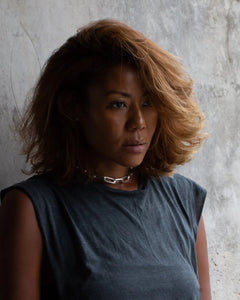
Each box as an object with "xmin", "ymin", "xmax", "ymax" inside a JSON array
[{"xmin": 19, "ymin": 19, "xmax": 207, "ymax": 183}]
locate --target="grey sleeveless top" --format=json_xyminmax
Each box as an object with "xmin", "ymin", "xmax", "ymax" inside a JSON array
[{"xmin": 1, "ymin": 173, "xmax": 206, "ymax": 300}]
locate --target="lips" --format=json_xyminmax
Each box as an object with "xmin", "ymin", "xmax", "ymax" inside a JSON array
[{"xmin": 123, "ymin": 140, "xmax": 147, "ymax": 153}]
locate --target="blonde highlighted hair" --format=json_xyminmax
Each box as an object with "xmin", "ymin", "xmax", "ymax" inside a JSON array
[{"xmin": 19, "ymin": 19, "xmax": 207, "ymax": 182}]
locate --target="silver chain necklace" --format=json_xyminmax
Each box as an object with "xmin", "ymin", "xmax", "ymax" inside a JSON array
[
  {"xmin": 82, "ymin": 169, "xmax": 133, "ymax": 185},
  {"xmin": 93, "ymin": 174, "xmax": 132, "ymax": 184}
]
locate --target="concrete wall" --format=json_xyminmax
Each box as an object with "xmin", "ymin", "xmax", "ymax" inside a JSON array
[{"xmin": 1, "ymin": 1, "xmax": 239, "ymax": 299}]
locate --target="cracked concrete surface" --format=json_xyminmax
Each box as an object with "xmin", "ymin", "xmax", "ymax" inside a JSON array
[{"xmin": 0, "ymin": 1, "xmax": 239, "ymax": 299}]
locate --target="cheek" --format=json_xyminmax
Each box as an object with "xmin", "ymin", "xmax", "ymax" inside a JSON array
[
  {"xmin": 82, "ymin": 115, "xmax": 119, "ymax": 145},
  {"xmin": 81, "ymin": 116, "xmax": 100, "ymax": 145},
  {"xmin": 147, "ymin": 111, "xmax": 158, "ymax": 133}
]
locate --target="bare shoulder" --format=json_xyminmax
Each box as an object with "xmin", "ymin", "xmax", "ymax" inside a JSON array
[
  {"xmin": 1, "ymin": 188, "xmax": 36, "ymax": 216},
  {"xmin": 0, "ymin": 189, "xmax": 42, "ymax": 300},
  {"xmin": 0, "ymin": 188, "xmax": 42, "ymax": 240},
  {"xmin": 196, "ymin": 217, "xmax": 212, "ymax": 300}
]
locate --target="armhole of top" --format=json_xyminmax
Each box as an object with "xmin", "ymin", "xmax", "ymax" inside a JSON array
[
  {"xmin": 1, "ymin": 186, "xmax": 33, "ymax": 205},
  {"xmin": 1, "ymin": 184, "xmax": 45, "ymax": 244},
  {"xmin": 192, "ymin": 182, "xmax": 207, "ymax": 238}
]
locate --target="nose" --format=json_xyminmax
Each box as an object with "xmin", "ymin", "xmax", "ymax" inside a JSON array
[{"xmin": 126, "ymin": 106, "xmax": 146, "ymax": 131}]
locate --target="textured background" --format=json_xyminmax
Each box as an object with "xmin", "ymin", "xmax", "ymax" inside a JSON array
[{"xmin": 0, "ymin": 0, "xmax": 239, "ymax": 299}]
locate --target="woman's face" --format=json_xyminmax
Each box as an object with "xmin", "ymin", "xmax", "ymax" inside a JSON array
[{"xmin": 81, "ymin": 64, "xmax": 158, "ymax": 175}]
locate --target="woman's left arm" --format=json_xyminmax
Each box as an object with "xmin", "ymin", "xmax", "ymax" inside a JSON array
[{"xmin": 196, "ymin": 216, "xmax": 212, "ymax": 300}]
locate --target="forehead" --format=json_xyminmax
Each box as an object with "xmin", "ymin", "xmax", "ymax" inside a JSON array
[{"xmin": 91, "ymin": 64, "xmax": 144, "ymax": 93}]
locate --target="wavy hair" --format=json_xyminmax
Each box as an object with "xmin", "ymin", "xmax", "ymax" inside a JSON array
[{"xmin": 19, "ymin": 19, "xmax": 207, "ymax": 183}]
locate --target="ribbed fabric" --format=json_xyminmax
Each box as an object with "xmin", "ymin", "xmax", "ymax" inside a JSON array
[{"xmin": 1, "ymin": 173, "xmax": 206, "ymax": 300}]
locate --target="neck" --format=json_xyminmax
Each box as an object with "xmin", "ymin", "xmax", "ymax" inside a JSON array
[{"xmin": 95, "ymin": 164, "xmax": 130, "ymax": 179}]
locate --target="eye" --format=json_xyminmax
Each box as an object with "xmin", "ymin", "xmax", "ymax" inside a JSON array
[
  {"xmin": 142, "ymin": 99, "xmax": 153, "ymax": 107},
  {"xmin": 109, "ymin": 101, "xmax": 127, "ymax": 109}
]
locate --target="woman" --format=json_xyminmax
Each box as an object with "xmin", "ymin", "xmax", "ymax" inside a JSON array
[{"xmin": 0, "ymin": 19, "xmax": 211, "ymax": 299}]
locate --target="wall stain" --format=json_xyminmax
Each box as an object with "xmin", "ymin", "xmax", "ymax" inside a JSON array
[
  {"xmin": 19, "ymin": 21, "xmax": 41, "ymax": 70},
  {"xmin": 225, "ymin": 0, "xmax": 234, "ymax": 64}
]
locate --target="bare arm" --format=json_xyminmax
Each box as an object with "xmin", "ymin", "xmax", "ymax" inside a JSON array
[
  {"xmin": 0, "ymin": 189, "xmax": 43, "ymax": 300},
  {"xmin": 196, "ymin": 216, "xmax": 212, "ymax": 300}
]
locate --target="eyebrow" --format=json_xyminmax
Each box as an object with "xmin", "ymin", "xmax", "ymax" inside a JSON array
[
  {"xmin": 105, "ymin": 90, "xmax": 131, "ymax": 97},
  {"xmin": 105, "ymin": 90, "xmax": 148, "ymax": 97}
]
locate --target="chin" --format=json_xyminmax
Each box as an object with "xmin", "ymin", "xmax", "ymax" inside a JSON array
[{"xmin": 121, "ymin": 158, "xmax": 144, "ymax": 169}]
